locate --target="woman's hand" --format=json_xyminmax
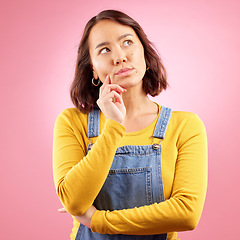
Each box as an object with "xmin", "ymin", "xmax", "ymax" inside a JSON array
[
  {"xmin": 58, "ymin": 205, "xmax": 97, "ymax": 229},
  {"xmin": 74, "ymin": 205, "xmax": 97, "ymax": 228},
  {"xmin": 97, "ymin": 75, "xmax": 126, "ymax": 124}
]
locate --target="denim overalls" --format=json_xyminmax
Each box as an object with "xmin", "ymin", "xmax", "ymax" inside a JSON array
[{"xmin": 75, "ymin": 106, "xmax": 172, "ymax": 240}]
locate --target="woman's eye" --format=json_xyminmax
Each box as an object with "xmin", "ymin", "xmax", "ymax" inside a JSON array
[
  {"xmin": 123, "ymin": 40, "xmax": 133, "ymax": 47},
  {"xmin": 100, "ymin": 48, "xmax": 110, "ymax": 54}
]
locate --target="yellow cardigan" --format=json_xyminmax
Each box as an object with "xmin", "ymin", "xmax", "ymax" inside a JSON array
[{"xmin": 53, "ymin": 104, "xmax": 208, "ymax": 240}]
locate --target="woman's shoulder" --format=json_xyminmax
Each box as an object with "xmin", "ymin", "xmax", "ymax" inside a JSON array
[
  {"xmin": 171, "ymin": 110, "xmax": 199, "ymax": 121},
  {"xmin": 57, "ymin": 107, "xmax": 86, "ymax": 117},
  {"xmin": 171, "ymin": 109, "xmax": 203, "ymax": 123},
  {"xmin": 55, "ymin": 107, "xmax": 88, "ymax": 128},
  {"xmin": 170, "ymin": 109, "xmax": 206, "ymax": 135}
]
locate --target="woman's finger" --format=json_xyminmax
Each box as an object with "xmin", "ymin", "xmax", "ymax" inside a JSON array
[
  {"xmin": 100, "ymin": 75, "xmax": 127, "ymax": 97},
  {"xmin": 102, "ymin": 90, "xmax": 123, "ymax": 104},
  {"xmin": 99, "ymin": 75, "xmax": 110, "ymax": 95},
  {"xmin": 101, "ymin": 84, "xmax": 126, "ymax": 98},
  {"xmin": 100, "ymin": 76, "xmax": 126, "ymax": 96},
  {"xmin": 58, "ymin": 208, "xmax": 67, "ymax": 213},
  {"xmin": 97, "ymin": 75, "xmax": 126, "ymax": 123}
]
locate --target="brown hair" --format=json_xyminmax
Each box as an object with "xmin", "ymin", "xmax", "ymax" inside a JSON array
[{"xmin": 70, "ymin": 10, "xmax": 168, "ymax": 113}]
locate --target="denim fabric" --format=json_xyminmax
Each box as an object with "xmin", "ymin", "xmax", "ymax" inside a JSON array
[
  {"xmin": 88, "ymin": 108, "xmax": 100, "ymax": 138},
  {"xmin": 75, "ymin": 107, "xmax": 172, "ymax": 240}
]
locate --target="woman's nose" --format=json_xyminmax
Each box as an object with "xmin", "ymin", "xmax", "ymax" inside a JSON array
[{"xmin": 113, "ymin": 48, "xmax": 127, "ymax": 65}]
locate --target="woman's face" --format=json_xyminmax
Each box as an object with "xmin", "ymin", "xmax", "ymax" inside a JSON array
[{"xmin": 88, "ymin": 20, "xmax": 146, "ymax": 89}]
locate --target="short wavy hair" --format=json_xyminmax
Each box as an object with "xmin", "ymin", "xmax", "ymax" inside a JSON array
[{"xmin": 70, "ymin": 10, "xmax": 168, "ymax": 113}]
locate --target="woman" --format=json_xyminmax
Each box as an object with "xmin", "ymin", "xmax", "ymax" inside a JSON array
[{"xmin": 53, "ymin": 10, "xmax": 208, "ymax": 240}]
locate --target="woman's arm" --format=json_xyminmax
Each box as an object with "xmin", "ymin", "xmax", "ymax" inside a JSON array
[
  {"xmin": 90, "ymin": 114, "xmax": 208, "ymax": 235},
  {"xmin": 53, "ymin": 110, "xmax": 125, "ymax": 216},
  {"xmin": 53, "ymin": 76, "xmax": 126, "ymax": 217}
]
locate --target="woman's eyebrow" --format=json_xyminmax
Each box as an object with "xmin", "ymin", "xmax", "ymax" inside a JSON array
[
  {"xmin": 118, "ymin": 33, "xmax": 133, "ymax": 41},
  {"xmin": 95, "ymin": 33, "xmax": 133, "ymax": 49},
  {"xmin": 95, "ymin": 41, "xmax": 109, "ymax": 49}
]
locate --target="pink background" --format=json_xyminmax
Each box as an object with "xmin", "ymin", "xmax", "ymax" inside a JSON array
[{"xmin": 1, "ymin": 0, "xmax": 239, "ymax": 239}]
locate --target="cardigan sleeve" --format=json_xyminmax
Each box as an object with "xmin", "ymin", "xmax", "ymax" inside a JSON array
[
  {"xmin": 53, "ymin": 109, "xmax": 126, "ymax": 216},
  {"xmin": 90, "ymin": 113, "xmax": 208, "ymax": 235}
]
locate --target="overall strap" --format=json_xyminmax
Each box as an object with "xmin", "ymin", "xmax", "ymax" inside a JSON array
[
  {"xmin": 153, "ymin": 106, "xmax": 172, "ymax": 139},
  {"xmin": 88, "ymin": 108, "xmax": 100, "ymax": 138}
]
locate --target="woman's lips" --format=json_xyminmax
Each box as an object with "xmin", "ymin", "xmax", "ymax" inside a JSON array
[{"xmin": 115, "ymin": 68, "xmax": 133, "ymax": 77}]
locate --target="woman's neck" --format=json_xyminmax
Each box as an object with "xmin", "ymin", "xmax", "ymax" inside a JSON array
[
  {"xmin": 122, "ymin": 86, "xmax": 156, "ymax": 118},
  {"xmin": 121, "ymin": 85, "xmax": 159, "ymax": 132}
]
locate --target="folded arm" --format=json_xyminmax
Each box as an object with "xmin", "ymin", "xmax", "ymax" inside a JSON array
[
  {"xmin": 90, "ymin": 114, "xmax": 208, "ymax": 235},
  {"xmin": 53, "ymin": 109, "xmax": 126, "ymax": 216}
]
